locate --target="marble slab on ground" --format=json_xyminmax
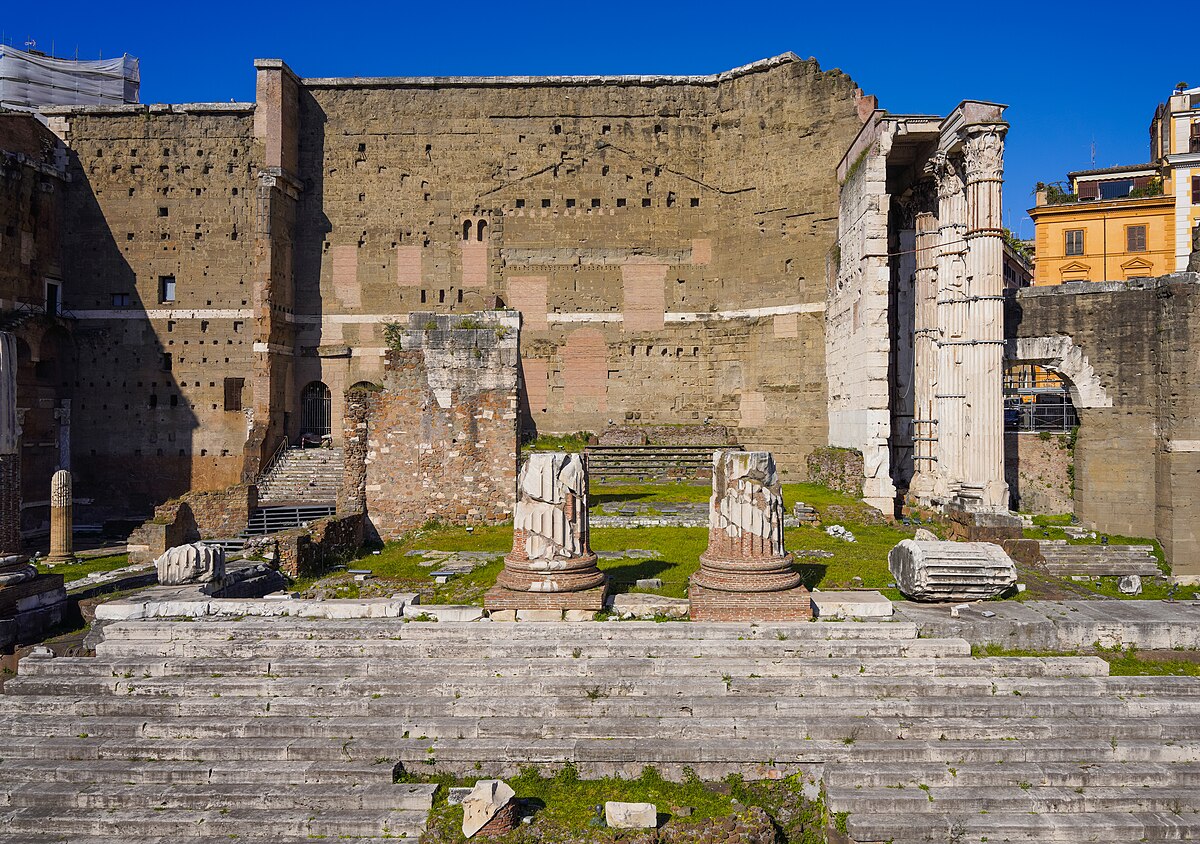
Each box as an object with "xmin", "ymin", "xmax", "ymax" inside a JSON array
[
  {"xmin": 811, "ymin": 590, "xmax": 893, "ymax": 619},
  {"xmin": 895, "ymin": 599, "xmax": 1200, "ymax": 650}
]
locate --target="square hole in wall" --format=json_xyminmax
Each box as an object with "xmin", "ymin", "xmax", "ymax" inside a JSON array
[
  {"xmin": 690, "ymin": 197, "xmax": 700, "ymax": 207},
  {"xmin": 616, "ymin": 198, "xmax": 626, "ymax": 208},
  {"xmin": 158, "ymin": 207, "xmax": 169, "ymax": 217},
  {"xmin": 541, "ymin": 199, "xmax": 551, "ymax": 208},
  {"xmin": 591, "ymin": 198, "xmax": 600, "ymax": 208},
  {"xmin": 565, "ymin": 199, "xmax": 575, "ymax": 208},
  {"xmin": 642, "ymin": 198, "xmax": 651, "ymax": 207},
  {"xmin": 515, "ymin": 199, "xmax": 525, "ymax": 208}
]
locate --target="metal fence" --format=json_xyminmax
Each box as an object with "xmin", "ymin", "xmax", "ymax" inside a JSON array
[{"xmin": 1004, "ymin": 394, "xmax": 1079, "ymax": 433}]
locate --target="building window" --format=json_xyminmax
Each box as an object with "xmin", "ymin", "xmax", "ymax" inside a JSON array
[
  {"xmin": 1065, "ymin": 229, "xmax": 1084, "ymax": 256},
  {"xmin": 159, "ymin": 275, "xmax": 176, "ymax": 303},
  {"xmin": 45, "ymin": 281, "xmax": 61, "ymax": 315},
  {"xmin": 1126, "ymin": 225, "xmax": 1147, "ymax": 253},
  {"xmin": 162, "ymin": 353, "xmax": 172, "ymax": 372},
  {"xmin": 223, "ymin": 377, "xmax": 245, "ymax": 412},
  {"xmin": 1193, "ymin": 175, "xmax": 1200, "ymax": 205},
  {"xmin": 1191, "ymin": 122, "xmax": 1200, "ymax": 154},
  {"xmin": 111, "ymin": 293, "xmax": 131, "ymax": 307}
]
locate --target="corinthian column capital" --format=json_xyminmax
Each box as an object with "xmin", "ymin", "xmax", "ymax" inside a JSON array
[
  {"xmin": 961, "ymin": 125, "xmax": 1006, "ymax": 183},
  {"xmin": 926, "ymin": 152, "xmax": 964, "ymax": 200}
]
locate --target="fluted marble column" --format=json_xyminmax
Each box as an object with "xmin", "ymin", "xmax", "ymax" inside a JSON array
[
  {"xmin": 0, "ymin": 332, "xmax": 28, "ymax": 570},
  {"xmin": 47, "ymin": 470, "xmax": 74, "ymax": 564},
  {"xmin": 909, "ymin": 199, "xmax": 940, "ymax": 504},
  {"xmin": 961, "ymin": 124, "xmax": 1010, "ymax": 509}
]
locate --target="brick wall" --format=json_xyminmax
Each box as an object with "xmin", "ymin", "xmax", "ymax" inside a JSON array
[
  {"xmin": 355, "ymin": 312, "xmax": 518, "ymax": 538},
  {"xmin": 275, "ymin": 513, "xmax": 363, "ymax": 577},
  {"xmin": 126, "ymin": 483, "xmax": 256, "ymax": 564},
  {"xmin": 805, "ymin": 446, "xmax": 865, "ymax": 497}
]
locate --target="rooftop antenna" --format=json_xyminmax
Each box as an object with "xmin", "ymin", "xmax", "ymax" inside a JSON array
[
  {"xmin": 24, "ymin": 38, "xmax": 36, "ymax": 51},
  {"xmin": 1090, "ymin": 138, "xmax": 1096, "ymax": 168}
]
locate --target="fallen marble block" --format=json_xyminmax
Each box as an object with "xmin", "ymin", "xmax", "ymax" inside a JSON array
[
  {"xmin": 155, "ymin": 542, "xmax": 225, "ymax": 586},
  {"xmin": 888, "ymin": 539, "xmax": 1016, "ymax": 602},
  {"xmin": 605, "ymin": 801, "xmax": 657, "ymax": 829},
  {"xmin": 463, "ymin": 779, "xmax": 516, "ymax": 837},
  {"xmin": 608, "ymin": 592, "xmax": 690, "ymax": 619}
]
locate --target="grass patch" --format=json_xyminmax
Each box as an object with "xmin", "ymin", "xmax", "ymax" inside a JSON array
[
  {"xmin": 37, "ymin": 553, "xmax": 131, "ymax": 582},
  {"xmin": 523, "ymin": 432, "xmax": 593, "ymax": 453},
  {"xmin": 589, "ymin": 480, "xmax": 869, "ymax": 512},
  {"xmin": 971, "ymin": 643, "xmax": 1200, "ymax": 677}
]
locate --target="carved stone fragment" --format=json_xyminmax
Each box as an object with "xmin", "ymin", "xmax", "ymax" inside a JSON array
[
  {"xmin": 888, "ymin": 539, "xmax": 1016, "ymax": 602},
  {"xmin": 155, "ymin": 542, "xmax": 226, "ymax": 586}
]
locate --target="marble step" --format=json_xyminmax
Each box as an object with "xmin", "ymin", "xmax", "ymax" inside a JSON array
[
  {"xmin": 0, "ymin": 758, "xmax": 395, "ymax": 785},
  {"xmin": 0, "ymin": 714, "xmax": 1196, "ymax": 743},
  {"xmin": 826, "ymin": 784, "xmax": 1200, "ymax": 815},
  {"xmin": 18, "ymin": 654, "xmax": 1112, "ymax": 680},
  {"xmin": 94, "ymin": 619, "xmax": 921, "ymax": 641},
  {"xmin": 823, "ymin": 761, "xmax": 1200, "ymax": 789},
  {"xmin": 0, "ymin": 806, "xmax": 427, "ymax": 840},
  {"xmin": 2, "ymin": 735, "xmax": 1196, "ymax": 767},
  {"xmin": 0, "ymin": 781, "xmax": 435, "ymax": 812},
  {"xmin": 846, "ymin": 810, "xmax": 1197, "ymax": 843}
]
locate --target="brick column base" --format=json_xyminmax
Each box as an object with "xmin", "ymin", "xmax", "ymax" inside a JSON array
[
  {"xmin": 688, "ymin": 583, "xmax": 812, "ymax": 622},
  {"xmin": 484, "ymin": 580, "xmax": 608, "ymax": 612}
]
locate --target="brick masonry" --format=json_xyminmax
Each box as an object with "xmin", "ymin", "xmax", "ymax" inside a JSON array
[{"xmin": 354, "ymin": 312, "xmax": 518, "ymax": 538}]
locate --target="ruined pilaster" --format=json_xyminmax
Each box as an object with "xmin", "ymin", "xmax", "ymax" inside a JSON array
[
  {"xmin": 486, "ymin": 451, "xmax": 607, "ymax": 612},
  {"xmin": 47, "ymin": 470, "xmax": 74, "ymax": 564},
  {"xmin": 689, "ymin": 450, "xmax": 811, "ymax": 621}
]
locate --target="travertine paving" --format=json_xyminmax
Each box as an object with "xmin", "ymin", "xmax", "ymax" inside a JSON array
[{"xmin": 1, "ymin": 617, "xmax": 1198, "ymax": 842}]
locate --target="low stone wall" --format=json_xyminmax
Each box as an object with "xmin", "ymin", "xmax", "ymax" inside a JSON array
[
  {"xmin": 805, "ymin": 446, "xmax": 864, "ymax": 497},
  {"xmin": 275, "ymin": 513, "xmax": 363, "ymax": 578},
  {"xmin": 597, "ymin": 425, "xmax": 734, "ymax": 447},
  {"xmin": 126, "ymin": 484, "xmax": 257, "ymax": 564}
]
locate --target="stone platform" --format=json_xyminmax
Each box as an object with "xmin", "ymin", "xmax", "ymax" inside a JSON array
[
  {"xmin": 483, "ymin": 582, "xmax": 607, "ymax": 612},
  {"xmin": 3, "ymin": 614, "xmax": 1198, "ymax": 842}
]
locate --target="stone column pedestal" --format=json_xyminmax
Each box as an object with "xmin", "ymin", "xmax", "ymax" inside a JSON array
[
  {"xmin": 485, "ymin": 452, "xmax": 607, "ymax": 613},
  {"xmin": 47, "ymin": 470, "xmax": 74, "ymax": 564},
  {"xmin": 689, "ymin": 450, "xmax": 811, "ymax": 621}
]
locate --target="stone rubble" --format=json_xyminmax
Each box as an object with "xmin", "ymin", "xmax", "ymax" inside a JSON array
[{"xmin": 462, "ymin": 779, "xmax": 516, "ymax": 838}]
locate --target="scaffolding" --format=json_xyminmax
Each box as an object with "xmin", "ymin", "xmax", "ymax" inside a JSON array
[{"xmin": 0, "ymin": 45, "xmax": 138, "ymax": 111}]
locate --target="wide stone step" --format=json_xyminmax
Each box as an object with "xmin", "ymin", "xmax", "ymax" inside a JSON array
[
  {"xmin": 0, "ymin": 713, "xmax": 1194, "ymax": 744},
  {"xmin": 0, "ymin": 781, "xmax": 434, "ymax": 812},
  {"xmin": 17, "ymin": 654, "xmax": 1112, "ymax": 680},
  {"xmin": 846, "ymin": 810, "xmax": 1197, "ymax": 843},
  {"xmin": 3, "ymin": 735, "xmax": 1197, "ymax": 769},
  {"xmin": 94, "ymin": 619, "xmax": 921, "ymax": 641},
  {"xmin": 4, "ymin": 692, "xmax": 1196, "ymax": 721},
  {"xmin": 0, "ymin": 806, "xmax": 427, "ymax": 840},
  {"xmin": 826, "ymin": 784, "xmax": 1200, "ymax": 815}
]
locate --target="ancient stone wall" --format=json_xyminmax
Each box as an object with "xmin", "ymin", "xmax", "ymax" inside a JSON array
[
  {"xmin": 125, "ymin": 483, "xmax": 256, "ymax": 564},
  {"xmin": 356, "ymin": 311, "xmax": 518, "ymax": 538},
  {"xmin": 1003, "ymin": 432, "xmax": 1073, "ymax": 516},
  {"xmin": 275, "ymin": 512, "xmax": 362, "ymax": 577},
  {"xmin": 805, "ymin": 446, "xmax": 865, "ymax": 497},
  {"xmin": 43, "ymin": 104, "xmax": 260, "ymax": 520},
  {"xmin": 1006, "ymin": 274, "xmax": 1200, "ymax": 577},
  {"xmin": 288, "ymin": 55, "xmax": 863, "ymax": 470}
]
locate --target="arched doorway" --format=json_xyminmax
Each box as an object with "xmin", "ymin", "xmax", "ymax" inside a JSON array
[{"xmin": 300, "ymin": 381, "xmax": 332, "ymax": 440}]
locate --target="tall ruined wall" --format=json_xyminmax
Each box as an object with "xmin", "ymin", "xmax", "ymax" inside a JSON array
[
  {"xmin": 45, "ymin": 104, "xmax": 260, "ymax": 519},
  {"xmin": 358, "ymin": 311, "xmax": 518, "ymax": 538},
  {"xmin": 0, "ymin": 114, "xmax": 70, "ymax": 531},
  {"xmin": 1007, "ymin": 275, "xmax": 1200, "ymax": 577},
  {"xmin": 290, "ymin": 55, "xmax": 862, "ymax": 473}
]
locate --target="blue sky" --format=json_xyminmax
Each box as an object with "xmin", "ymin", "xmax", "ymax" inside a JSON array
[{"xmin": 6, "ymin": 0, "xmax": 1190, "ymax": 240}]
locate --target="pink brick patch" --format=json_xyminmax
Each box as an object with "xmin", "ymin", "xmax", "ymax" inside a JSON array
[
  {"xmin": 461, "ymin": 241, "xmax": 488, "ymax": 287},
  {"xmin": 506, "ymin": 276, "xmax": 548, "ymax": 331},
  {"xmin": 521, "ymin": 357, "xmax": 549, "ymax": 413},
  {"xmin": 622, "ymin": 263, "xmax": 666, "ymax": 332},
  {"xmin": 331, "ymin": 245, "xmax": 361, "ymax": 308},
  {"xmin": 773, "ymin": 313, "xmax": 798, "ymax": 338},
  {"xmin": 691, "ymin": 238, "xmax": 712, "ymax": 265},
  {"xmin": 562, "ymin": 328, "xmax": 608, "ymax": 412},
  {"xmin": 395, "ymin": 245, "xmax": 423, "ymax": 287}
]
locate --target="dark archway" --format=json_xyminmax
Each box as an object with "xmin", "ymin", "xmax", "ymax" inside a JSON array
[{"xmin": 300, "ymin": 381, "xmax": 332, "ymax": 439}]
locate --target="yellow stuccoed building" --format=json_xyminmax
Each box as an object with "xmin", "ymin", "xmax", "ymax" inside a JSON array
[{"xmin": 1029, "ymin": 83, "xmax": 1200, "ymax": 285}]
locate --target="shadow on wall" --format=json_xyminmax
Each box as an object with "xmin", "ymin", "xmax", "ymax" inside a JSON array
[{"xmin": 60, "ymin": 151, "xmax": 199, "ymax": 525}]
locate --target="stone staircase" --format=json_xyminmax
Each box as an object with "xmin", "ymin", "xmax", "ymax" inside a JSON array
[
  {"xmin": 255, "ymin": 447, "xmax": 343, "ymax": 505},
  {"xmin": 583, "ymin": 444, "xmax": 736, "ymax": 482},
  {"xmin": 2, "ymin": 619, "xmax": 1199, "ymax": 842},
  {"xmin": 1038, "ymin": 540, "xmax": 1163, "ymax": 577}
]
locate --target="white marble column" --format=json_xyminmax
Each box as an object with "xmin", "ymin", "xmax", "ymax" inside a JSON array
[
  {"xmin": 961, "ymin": 124, "xmax": 1009, "ymax": 509},
  {"xmin": 54, "ymin": 400, "xmax": 71, "ymax": 471},
  {"xmin": 909, "ymin": 197, "xmax": 940, "ymax": 503}
]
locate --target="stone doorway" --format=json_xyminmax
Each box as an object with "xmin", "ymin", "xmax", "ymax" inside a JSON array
[{"xmin": 300, "ymin": 381, "xmax": 332, "ymax": 440}]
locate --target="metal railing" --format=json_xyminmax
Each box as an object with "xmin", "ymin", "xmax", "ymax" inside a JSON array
[{"xmin": 1005, "ymin": 395, "xmax": 1079, "ymax": 433}]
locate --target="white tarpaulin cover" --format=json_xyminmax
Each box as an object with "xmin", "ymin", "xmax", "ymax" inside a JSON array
[{"xmin": 0, "ymin": 45, "xmax": 139, "ymax": 110}]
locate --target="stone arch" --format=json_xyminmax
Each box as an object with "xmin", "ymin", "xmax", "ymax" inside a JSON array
[{"xmin": 1005, "ymin": 335, "xmax": 1112, "ymax": 409}]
